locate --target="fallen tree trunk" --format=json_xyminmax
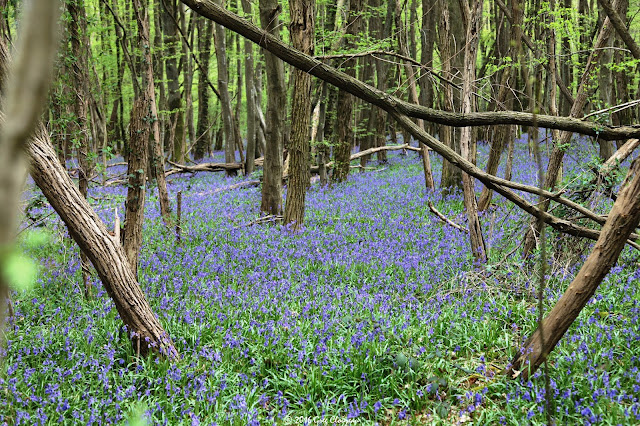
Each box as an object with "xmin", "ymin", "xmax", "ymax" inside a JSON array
[
  {"xmin": 507, "ymin": 157, "xmax": 640, "ymax": 380},
  {"xmin": 179, "ymin": 0, "xmax": 640, "ymax": 141}
]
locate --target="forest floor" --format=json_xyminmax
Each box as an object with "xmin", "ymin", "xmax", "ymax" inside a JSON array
[{"xmin": 2, "ymin": 134, "xmax": 640, "ymax": 425}]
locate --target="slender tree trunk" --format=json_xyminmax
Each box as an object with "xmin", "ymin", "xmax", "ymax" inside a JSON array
[
  {"xmin": 439, "ymin": 0, "xmax": 464, "ymax": 192},
  {"xmin": 213, "ymin": 0, "xmax": 238, "ymax": 174},
  {"xmin": 459, "ymin": 0, "xmax": 487, "ymax": 263},
  {"xmin": 194, "ymin": 17, "xmax": 214, "ymax": 160},
  {"xmin": 332, "ymin": 0, "xmax": 363, "ymax": 183},
  {"xmin": 259, "ymin": 0, "xmax": 286, "ymax": 214},
  {"xmin": 242, "ymin": 0, "xmax": 257, "ymax": 174},
  {"xmin": 394, "ymin": 0, "xmax": 434, "ymax": 189},
  {"xmin": 478, "ymin": 0, "xmax": 520, "ymax": 211},
  {"xmin": 67, "ymin": 0, "xmax": 93, "ymax": 299},
  {"xmin": 162, "ymin": 0, "xmax": 186, "ymax": 163},
  {"xmin": 284, "ymin": 0, "xmax": 314, "ymax": 229}
]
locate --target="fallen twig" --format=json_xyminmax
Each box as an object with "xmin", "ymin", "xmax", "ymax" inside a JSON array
[{"xmin": 428, "ymin": 201, "xmax": 468, "ymax": 234}]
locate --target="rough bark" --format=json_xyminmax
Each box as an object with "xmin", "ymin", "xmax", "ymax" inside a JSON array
[
  {"xmin": 30, "ymin": 130, "xmax": 178, "ymax": 358},
  {"xmin": 162, "ymin": 0, "xmax": 186, "ymax": 162},
  {"xmin": 194, "ymin": 17, "xmax": 214, "ymax": 160},
  {"xmin": 213, "ymin": 0, "xmax": 237, "ymax": 174},
  {"xmin": 140, "ymin": 0, "xmax": 172, "ymax": 226},
  {"xmin": 332, "ymin": 0, "xmax": 363, "ymax": 183},
  {"xmin": 459, "ymin": 0, "xmax": 487, "ymax": 263},
  {"xmin": 67, "ymin": 0, "xmax": 93, "ymax": 299},
  {"xmin": 241, "ymin": 0, "xmax": 257, "ymax": 174},
  {"xmin": 394, "ymin": 0, "xmax": 434, "ymax": 190},
  {"xmin": 438, "ymin": 0, "xmax": 463, "ymax": 191},
  {"xmin": 508, "ymin": 158, "xmax": 640, "ymax": 380},
  {"xmin": 259, "ymin": 0, "xmax": 286, "ymax": 215},
  {"xmin": 283, "ymin": 0, "xmax": 314, "ymax": 230},
  {"xmin": 124, "ymin": 97, "xmax": 148, "ymax": 278}
]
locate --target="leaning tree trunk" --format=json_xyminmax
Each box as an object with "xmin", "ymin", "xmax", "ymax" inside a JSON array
[
  {"xmin": 259, "ymin": 0, "xmax": 286, "ymax": 215},
  {"xmin": 29, "ymin": 129, "xmax": 179, "ymax": 359},
  {"xmin": 283, "ymin": 0, "xmax": 315, "ymax": 230},
  {"xmin": 332, "ymin": 0, "xmax": 363, "ymax": 183},
  {"xmin": 508, "ymin": 156, "xmax": 640, "ymax": 380}
]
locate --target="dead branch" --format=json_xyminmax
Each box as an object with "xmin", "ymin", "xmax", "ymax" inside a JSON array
[{"xmin": 428, "ymin": 201, "xmax": 468, "ymax": 233}]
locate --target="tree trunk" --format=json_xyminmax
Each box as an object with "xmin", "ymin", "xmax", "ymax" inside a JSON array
[
  {"xmin": 459, "ymin": 0, "xmax": 487, "ymax": 264},
  {"xmin": 162, "ymin": 0, "xmax": 186, "ymax": 163},
  {"xmin": 139, "ymin": 0, "xmax": 172, "ymax": 226},
  {"xmin": 30, "ymin": 130, "xmax": 179, "ymax": 358},
  {"xmin": 283, "ymin": 0, "xmax": 315, "ymax": 230},
  {"xmin": 477, "ymin": 0, "xmax": 520, "ymax": 211},
  {"xmin": 508, "ymin": 157, "xmax": 640, "ymax": 380},
  {"xmin": 124, "ymin": 97, "xmax": 148, "ymax": 278},
  {"xmin": 439, "ymin": 0, "xmax": 463, "ymax": 192},
  {"xmin": 332, "ymin": 0, "xmax": 363, "ymax": 183},
  {"xmin": 213, "ymin": 0, "xmax": 238, "ymax": 174},
  {"xmin": 259, "ymin": 0, "xmax": 286, "ymax": 215},
  {"xmin": 194, "ymin": 17, "xmax": 214, "ymax": 160},
  {"xmin": 394, "ymin": 0, "xmax": 434, "ymax": 190},
  {"xmin": 242, "ymin": 0, "xmax": 257, "ymax": 174},
  {"xmin": 67, "ymin": 0, "xmax": 93, "ymax": 299}
]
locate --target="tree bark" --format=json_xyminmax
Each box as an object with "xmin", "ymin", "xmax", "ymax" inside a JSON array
[
  {"xmin": 259, "ymin": 0, "xmax": 286, "ymax": 215},
  {"xmin": 332, "ymin": 0, "xmax": 363, "ymax": 183},
  {"xmin": 162, "ymin": 0, "xmax": 186, "ymax": 163},
  {"xmin": 507, "ymin": 157, "xmax": 640, "ymax": 380},
  {"xmin": 438, "ymin": 0, "xmax": 463, "ymax": 192},
  {"xmin": 67, "ymin": 0, "xmax": 93, "ymax": 299},
  {"xmin": 283, "ymin": 0, "xmax": 314, "ymax": 230},
  {"xmin": 394, "ymin": 0, "xmax": 434, "ymax": 190},
  {"xmin": 141, "ymin": 0, "xmax": 172, "ymax": 226},
  {"xmin": 124, "ymin": 97, "xmax": 148, "ymax": 278},
  {"xmin": 213, "ymin": 0, "xmax": 238, "ymax": 174},
  {"xmin": 241, "ymin": 0, "xmax": 257, "ymax": 174},
  {"xmin": 459, "ymin": 0, "xmax": 487, "ymax": 263},
  {"xmin": 194, "ymin": 17, "xmax": 214, "ymax": 160}
]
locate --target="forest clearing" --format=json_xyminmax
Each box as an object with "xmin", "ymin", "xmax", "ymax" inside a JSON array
[{"xmin": 0, "ymin": 0, "xmax": 639, "ymax": 424}]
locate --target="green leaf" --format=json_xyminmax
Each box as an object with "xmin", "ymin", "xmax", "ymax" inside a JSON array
[{"xmin": 3, "ymin": 251, "xmax": 38, "ymax": 291}]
